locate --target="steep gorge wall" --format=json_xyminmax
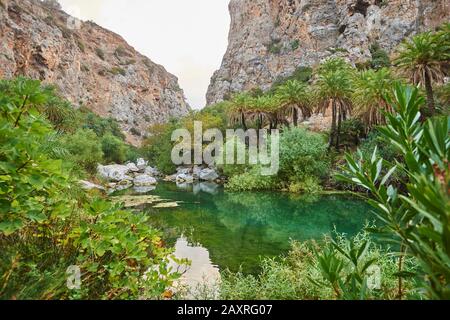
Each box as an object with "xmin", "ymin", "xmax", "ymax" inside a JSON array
[
  {"xmin": 207, "ymin": 0, "xmax": 449, "ymax": 105},
  {"xmin": 0, "ymin": 0, "xmax": 190, "ymax": 145}
]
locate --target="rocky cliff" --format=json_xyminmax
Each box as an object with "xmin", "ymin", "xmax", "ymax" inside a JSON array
[
  {"xmin": 0, "ymin": 0, "xmax": 190, "ymax": 145},
  {"xmin": 207, "ymin": 0, "xmax": 449, "ymax": 105}
]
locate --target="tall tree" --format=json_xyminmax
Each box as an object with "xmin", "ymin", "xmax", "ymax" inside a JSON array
[
  {"xmin": 275, "ymin": 80, "xmax": 312, "ymax": 127},
  {"xmin": 228, "ymin": 93, "xmax": 254, "ymax": 130},
  {"xmin": 395, "ymin": 32, "xmax": 448, "ymax": 116},
  {"xmin": 315, "ymin": 58, "xmax": 354, "ymax": 151},
  {"xmin": 352, "ymin": 68, "xmax": 396, "ymax": 133}
]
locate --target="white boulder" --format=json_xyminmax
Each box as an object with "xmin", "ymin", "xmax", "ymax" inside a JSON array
[
  {"xmin": 134, "ymin": 174, "xmax": 158, "ymax": 186},
  {"xmin": 126, "ymin": 162, "xmax": 140, "ymax": 173},
  {"xmin": 144, "ymin": 166, "xmax": 160, "ymax": 177},
  {"xmin": 199, "ymin": 168, "xmax": 219, "ymax": 181},
  {"xmin": 176, "ymin": 173, "xmax": 194, "ymax": 183},
  {"xmin": 97, "ymin": 164, "xmax": 131, "ymax": 182},
  {"xmin": 136, "ymin": 158, "xmax": 148, "ymax": 171}
]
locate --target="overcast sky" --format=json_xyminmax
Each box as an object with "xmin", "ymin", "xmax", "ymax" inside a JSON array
[{"xmin": 58, "ymin": 0, "xmax": 230, "ymax": 109}]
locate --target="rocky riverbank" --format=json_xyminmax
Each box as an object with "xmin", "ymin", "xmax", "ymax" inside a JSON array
[{"xmin": 79, "ymin": 158, "xmax": 223, "ymax": 195}]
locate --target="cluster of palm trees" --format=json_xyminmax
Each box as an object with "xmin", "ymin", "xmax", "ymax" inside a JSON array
[{"xmin": 222, "ymin": 24, "xmax": 449, "ymax": 150}]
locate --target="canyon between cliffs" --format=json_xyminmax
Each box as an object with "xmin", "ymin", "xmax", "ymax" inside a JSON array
[{"xmin": 1, "ymin": 0, "xmax": 449, "ymax": 143}]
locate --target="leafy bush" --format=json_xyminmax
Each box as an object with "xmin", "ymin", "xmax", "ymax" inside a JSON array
[
  {"xmin": 226, "ymin": 167, "xmax": 278, "ymax": 192},
  {"xmin": 101, "ymin": 133, "xmax": 126, "ymax": 164},
  {"xmin": 0, "ymin": 78, "xmax": 180, "ymax": 299},
  {"xmin": 63, "ymin": 129, "xmax": 104, "ymax": 174},
  {"xmin": 369, "ymin": 42, "xmax": 391, "ymax": 69},
  {"xmin": 142, "ymin": 122, "xmax": 178, "ymax": 174},
  {"xmin": 338, "ymin": 84, "xmax": 450, "ymax": 299},
  {"xmin": 95, "ymin": 48, "xmax": 105, "ymax": 60},
  {"xmin": 339, "ymin": 118, "xmax": 365, "ymax": 147},
  {"xmin": 109, "ymin": 67, "xmax": 126, "ymax": 76},
  {"xmin": 279, "ymin": 127, "xmax": 330, "ymax": 185},
  {"xmin": 219, "ymin": 231, "xmax": 419, "ymax": 300},
  {"xmin": 290, "ymin": 39, "xmax": 300, "ymax": 51},
  {"xmin": 78, "ymin": 109, "xmax": 125, "ymax": 140}
]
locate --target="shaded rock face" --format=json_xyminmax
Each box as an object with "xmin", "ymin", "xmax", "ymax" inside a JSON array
[
  {"xmin": 207, "ymin": 0, "xmax": 449, "ymax": 104},
  {"xmin": 0, "ymin": 0, "xmax": 190, "ymax": 145}
]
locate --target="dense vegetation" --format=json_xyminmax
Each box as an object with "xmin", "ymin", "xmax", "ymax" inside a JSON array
[
  {"xmin": 140, "ymin": 25, "xmax": 449, "ymax": 300},
  {"xmin": 0, "ymin": 78, "xmax": 179, "ymax": 299},
  {"xmin": 0, "ymin": 23, "xmax": 448, "ymax": 300}
]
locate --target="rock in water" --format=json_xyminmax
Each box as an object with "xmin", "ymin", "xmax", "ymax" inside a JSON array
[
  {"xmin": 176, "ymin": 173, "xmax": 195, "ymax": 184},
  {"xmin": 199, "ymin": 168, "xmax": 219, "ymax": 182},
  {"xmin": 133, "ymin": 174, "xmax": 157, "ymax": 186}
]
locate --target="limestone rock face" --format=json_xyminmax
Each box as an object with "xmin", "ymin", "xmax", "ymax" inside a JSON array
[
  {"xmin": 0, "ymin": 0, "xmax": 190, "ymax": 145},
  {"xmin": 207, "ymin": 0, "xmax": 449, "ymax": 104}
]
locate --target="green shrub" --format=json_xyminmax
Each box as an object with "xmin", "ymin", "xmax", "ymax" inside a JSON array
[
  {"xmin": 63, "ymin": 128, "xmax": 104, "ymax": 173},
  {"xmin": 370, "ymin": 42, "xmax": 391, "ymax": 69},
  {"xmin": 109, "ymin": 67, "xmax": 126, "ymax": 76},
  {"xmin": 95, "ymin": 48, "xmax": 105, "ymax": 60},
  {"xmin": 267, "ymin": 41, "xmax": 282, "ymax": 54},
  {"xmin": 340, "ymin": 118, "xmax": 365, "ymax": 147},
  {"xmin": 142, "ymin": 122, "xmax": 178, "ymax": 174},
  {"xmin": 78, "ymin": 110, "xmax": 125, "ymax": 140},
  {"xmin": 288, "ymin": 176, "xmax": 322, "ymax": 194},
  {"xmin": 279, "ymin": 127, "xmax": 330, "ymax": 185},
  {"xmin": 130, "ymin": 127, "xmax": 141, "ymax": 136},
  {"xmin": 101, "ymin": 133, "xmax": 126, "ymax": 164},
  {"xmin": 0, "ymin": 78, "xmax": 180, "ymax": 299},
  {"xmin": 290, "ymin": 39, "xmax": 300, "ymax": 51},
  {"xmin": 219, "ymin": 231, "xmax": 419, "ymax": 300},
  {"xmin": 226, "ymin": 167, "xmax": 278, "ymax": 192}
]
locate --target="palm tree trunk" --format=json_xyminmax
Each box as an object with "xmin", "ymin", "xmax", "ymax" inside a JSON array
[
  {"xmin": 336, "ymin": 104, "xmax": 342, "ymax": 151},
  {"xmin": 241, "ymin": 113, "xmax": 247, "ymax": 131},
  {"xmin": 424, "ymin": 70, "xmax": 436, "ymax": 116},
  {"xmin": 293, "ymin": 107, "xmax": 298, "ymax": 127},
  {"xmin": 329, "ymin": 100, "xmax": 337, "ymax": 150}
]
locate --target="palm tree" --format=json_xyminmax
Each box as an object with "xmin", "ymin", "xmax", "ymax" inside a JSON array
[
  {"xmin": 275, "ymin": 80, "xmax": 312, "ymax": 126},
  {"xmin": 248, "ymin": 95, "xmax": 281, "ymax": 131},
  {"xmin": 395, "ymin": 32, "xmax": 448, "ymax": 115},
  {"xmin": 314, "ymin": 58, "xmax": 354, "ymax": 150},
  {"xmin": 228, "ymin": 93, "xmax": 254, "ymax": 130},
  {"xmin": 352, "ymin": 68, "xmax": 396, "ymax": 133}
]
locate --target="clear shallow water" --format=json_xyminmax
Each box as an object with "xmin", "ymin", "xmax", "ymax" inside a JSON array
[{"xmin": 125, "ymin": 182, "xmax": 374, "ymax": 275}]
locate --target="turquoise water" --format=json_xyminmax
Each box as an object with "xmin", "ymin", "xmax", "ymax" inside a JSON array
[{"xmin": 130, "ymin": 183, "xmax": 374, "ymax": 274}]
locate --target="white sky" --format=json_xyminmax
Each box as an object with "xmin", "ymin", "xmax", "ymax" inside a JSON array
[{"xmin": 58, "ymin": 0, "xmax": 230, "ymax": 109}]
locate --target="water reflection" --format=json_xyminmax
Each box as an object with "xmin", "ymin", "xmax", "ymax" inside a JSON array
[
  {"xmin": 170, "ymin": 237, "xmax": 220, "ymax": 299},
  {"xmin": 137, "ymin": 182, "xmax": 374, "ymax": 274}
]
